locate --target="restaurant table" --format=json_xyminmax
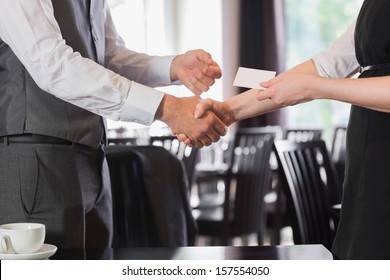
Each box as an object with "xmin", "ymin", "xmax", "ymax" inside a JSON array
[{"xmin": 51, "ymin": 245, "xmax": 333, "ymax": 260}]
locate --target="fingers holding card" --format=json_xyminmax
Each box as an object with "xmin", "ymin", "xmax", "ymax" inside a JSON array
[{"xmin": 233, "ymin": 67, "xmax": 276, "ymax": 89}]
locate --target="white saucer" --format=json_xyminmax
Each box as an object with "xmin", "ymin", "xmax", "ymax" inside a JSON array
[{"xmin": 0, "ymin": 244, "xmax": 57, "ymax": 260}]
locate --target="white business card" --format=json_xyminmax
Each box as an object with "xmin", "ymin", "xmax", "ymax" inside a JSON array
[{"xmin": 233, "ymin": 67, "xmax": 276, "ymax": 90}]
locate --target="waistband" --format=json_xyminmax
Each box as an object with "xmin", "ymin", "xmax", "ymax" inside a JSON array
[
  {"xmin": 0, "ymin": 134, "xmax": 73, "ymax": 146},
  {"xmin": 359, "ymin": 62, "xmax": 390, "ymax": 73}
]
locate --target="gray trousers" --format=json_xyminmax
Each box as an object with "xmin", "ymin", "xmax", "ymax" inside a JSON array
[{"xmin": 0, "ymin": 142, "xmax": 113, "ymax": 249}]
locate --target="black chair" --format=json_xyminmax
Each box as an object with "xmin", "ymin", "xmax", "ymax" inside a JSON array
[
  {"xmin": 192, "ymin": 128, "xmax": 275, "ymax": 245},
  {"xmin": 265, "ymin": 127, "xmax": 323, "ymax": 244},
  {"xmin": 273, "ymin": 140, "xmax": 341, "ymax": 249},
  {"xmin": 105, "ymin": 145, "xmax": 197, "ymax": 248},
  {"xmin": 150, "ymin": 135, "xmax": 199, "ymax": 188},
  {"xmin": 192, "ymin": 135, "xmax": 237, "ymax": 210},
  {"xmin": 107, "ymin": 126, "xmax": 150, "ymax": 146},
  {"xmin": 107, "ymin": 137, "xmax": 138, "ymax": 146},
  {"xmin": 106, "ymin": 146, "xmax": 157, "ymax": 248},
  {"xmin": 284, "ymin": 128, "xmax": 323, "ymax": 142}
]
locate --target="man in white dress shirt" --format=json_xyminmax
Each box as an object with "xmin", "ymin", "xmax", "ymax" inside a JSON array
[{"xmin": 0, "ymin": 0, "xmax": 226, "ymax": 249}]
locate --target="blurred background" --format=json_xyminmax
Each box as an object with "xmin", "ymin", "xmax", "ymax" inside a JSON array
[
  {"xmin": 105, "ymin": 0, "xmax": 362, "ymax": 247},
  {"xmin": 106, "ymin": 0, "xmax": 363, "ymax": 145}
]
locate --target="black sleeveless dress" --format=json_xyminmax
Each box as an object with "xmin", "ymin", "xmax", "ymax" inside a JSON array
[{"xmin": 332, "ymin": 0, "xmax": 390, "ymax": 259}]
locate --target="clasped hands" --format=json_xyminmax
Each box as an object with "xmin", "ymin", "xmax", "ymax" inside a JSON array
[
  {"xmin": 158, "ymin": 49, "xmax": 230, "ymax": 148},
  {"xmin": 164, "ymin": 49, "xmax": 312, "ymax": 148}
]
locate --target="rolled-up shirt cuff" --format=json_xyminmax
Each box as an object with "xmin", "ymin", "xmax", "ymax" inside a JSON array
[
  {"xmin": 312, "ymin": 54, "xmax": 332, "ymax": 78},
  {"xmin": 120, "ymin": 82, "xmax": 165, "ymax": 125}
]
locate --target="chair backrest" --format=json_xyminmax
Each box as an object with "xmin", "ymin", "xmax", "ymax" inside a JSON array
[
  {"xmin": 285, "ymin": 128, "xmax": 323, "ymax": 142},
  {"xmin": 150, "ymin": 135, "xmax": 199, "ymax": 186},
  {"xmin": 105, "ymin": 145, "xmax": 197, "ymax": 248},
  {"xmin": 107, "ymin": 137, "xmax": 138, "ymax": 146},
  {"xmin": 273, "ymin": 140, "xmax": 341, "ymax": 249},
  {"xmin": 105, "ymin": 146, "xmax": 158, "ymax": 248},
  {"xmin": 232, "ymin": 125, "xmax": 283, "ymax": 169},
  {"xmin": 107, "ymin": 127, "xmax": 150, "ymax": 146},
  {"xmin": 224, "ymin": 128, "xmax": 276, "ymax": 237}
]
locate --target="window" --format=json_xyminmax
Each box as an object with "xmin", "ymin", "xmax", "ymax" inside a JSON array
[
  {"xmin": 284, "ymin": 0, "xmax": 363, "ymax": 141},
  {"xmin": 108, "ymin": 1, "xmax": 362, "ymax": 141},
  {"xmin": 106, "ymin": 0, "xmax": 223, "ymax": 136}
]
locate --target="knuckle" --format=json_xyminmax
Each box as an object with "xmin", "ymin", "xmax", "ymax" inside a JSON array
[
  {"xmin": 203, "ymin": 139, "xmax": 212, "ymax": 147},
  {"xmin": 212, "ymin": 135, "xmax": 221, "ymax": 142},
  {"xmin": 190, "ymin": 76, "xmax": 196, "ymax": 83}
]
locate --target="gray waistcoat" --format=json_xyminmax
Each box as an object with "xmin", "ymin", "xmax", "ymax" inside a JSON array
[{"xmin": 0, "ymin": 0, "xmax": 106, "ymax": 148}]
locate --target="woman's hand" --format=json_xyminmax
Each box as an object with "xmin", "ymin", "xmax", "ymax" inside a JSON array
[{"xmin": 257, "ymin": 72, "xmax": 316, "ymax": 106}]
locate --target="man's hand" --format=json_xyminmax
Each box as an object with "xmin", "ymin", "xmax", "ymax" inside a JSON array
[
  {"xmin": 155, "ymin": 95, "xmax": 227, "ymax": 148},
  {"xmin": 170, "ymin": 49, "xmax": 222, "ymax": 95},
  {"xmin": 176, "ymin": 98, "xmax": 234, "ymax": 146}
]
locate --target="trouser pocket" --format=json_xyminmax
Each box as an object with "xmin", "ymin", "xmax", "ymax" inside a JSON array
[{"xmin": 18, "ymin": 149, "xmax": 39, "ymax": 216}]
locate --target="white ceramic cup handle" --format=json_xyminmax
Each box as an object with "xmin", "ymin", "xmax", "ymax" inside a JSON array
[
  {"xmin": 0, "ymin": 235, "xmax": 15, "ymax": 254},
  {"xmin": 0, "ymin": 235, "xmax": 6, "ymax": 253}
]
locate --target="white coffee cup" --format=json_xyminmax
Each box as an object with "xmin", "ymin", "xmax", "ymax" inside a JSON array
[{"xmin": 0, "ymin": 223, "xmax": 45, "ymax": 254}]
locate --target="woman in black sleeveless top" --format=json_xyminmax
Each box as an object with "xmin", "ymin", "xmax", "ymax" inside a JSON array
[
  {"xmin": 331, "ymin": 0, "xmax": 390, "ymax": 260},
  {"xmin": 185, "ymin": 0, "xmax": 390, "ymax": 259},
  {"xmin": 333, "ymin": 0, "xmax": 390, "ymax": 259}
]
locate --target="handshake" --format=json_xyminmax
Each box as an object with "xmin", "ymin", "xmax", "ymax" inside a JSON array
[
  {"xmin": 156, "ymin": 50, "xmax": 280, "ymax": 148},
  {"xmin": 157, "ymin": 49, "xmax": 312, "ymax": 148},
  {"xmin": 156, "ymin": 94, "xmax": 233, "ymax": 149},
  {"xmin": 157, "ymin": 79, "xmax": 276, "ymax": 148},
  {"xmin": 153, "ymin": 49, "xmax": 232, "ymax": 149}
]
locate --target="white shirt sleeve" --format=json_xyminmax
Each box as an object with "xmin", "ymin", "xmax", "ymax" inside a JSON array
[
  {"xmin": 312, "ymin": 20, "xmax": 361, "ymax": 78},
  {"xmin": 104, "ymin": 4, "xmax": 175, "ymax": 87},
  {"xmin": 0, "ymin": 0, "xmax": 172, "ymax": 125}
]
